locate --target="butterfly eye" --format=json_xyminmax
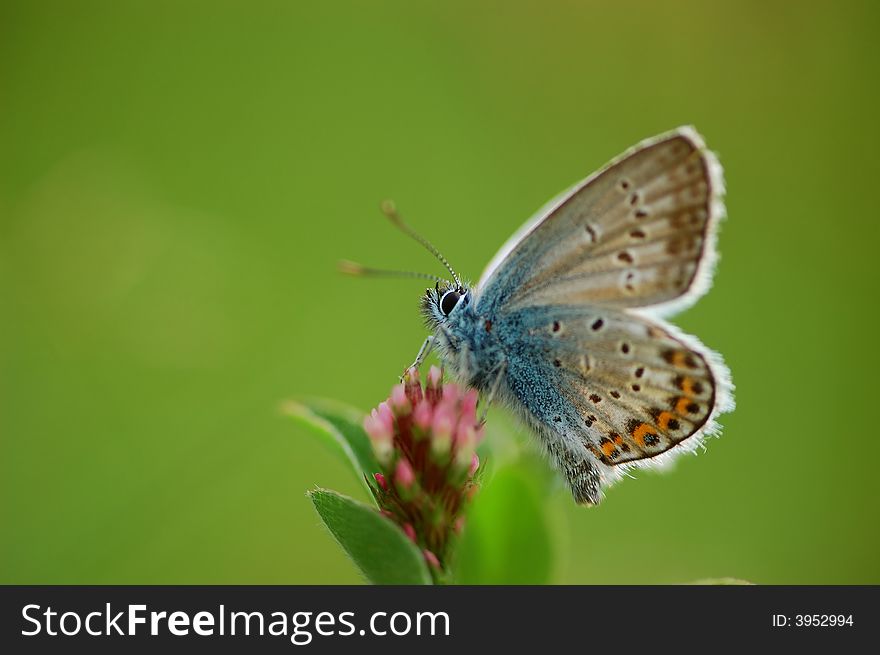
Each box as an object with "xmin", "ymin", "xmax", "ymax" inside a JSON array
[{"xmin": 439, "ymin": 290, "xmax": 461, "ymax": 316}]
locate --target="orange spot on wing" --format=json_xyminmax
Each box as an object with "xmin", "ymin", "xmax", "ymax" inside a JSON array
[
  {"xmin": 601, "ymin": 441, "xmax": 616, "ymax": 457},
  {"xmin": 675, "ymin": 396, "xmax": 701, "ymax": 416},
  {"xmin": 665, "ymin": 350, "xmax": 700, "ymax": 369},
  {"xmin": 632, "ymin": 423, "xmax": 658, "ymax": 447},
  {"xmin": 657, "ymin": 411, "xmax": 677, "ymax": 430},
  {"xmin": 681, "ymin": 376, "xmax": 703, "ymax": 397},
  {"xmin": 675, "ymin": 396, "xmax": 692, "ymax": 415}
]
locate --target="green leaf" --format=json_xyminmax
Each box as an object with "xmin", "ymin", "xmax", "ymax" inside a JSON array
[
  {"xmin": 453, "ymin": 464, "xmax": 554, "ymax": 584},
  {"xmin": 309, "ymin": 488, "xmax": 433, "ymax": 585},
  {"xmin": 284, "ymin": 398, "xmax": 381, "ymax": 493}
]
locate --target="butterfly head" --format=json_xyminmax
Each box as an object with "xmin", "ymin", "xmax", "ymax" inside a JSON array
[{"xmin": 422, "ymin": 282, "xmax": 471, "ymax": 329}]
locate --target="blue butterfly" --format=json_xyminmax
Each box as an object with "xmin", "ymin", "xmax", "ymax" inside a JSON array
[{"xmin": 346, "ymin": 127, "xmax": 734, "ymax": 505}]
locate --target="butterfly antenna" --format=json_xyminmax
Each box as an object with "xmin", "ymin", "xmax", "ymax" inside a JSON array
[
  {"xmin": 380, "ymin": 199, "xmax": 462, "ymax": 287},
  {"xmin": 338, "ymin": 260, "xmax": 449, "ymax": 284}
]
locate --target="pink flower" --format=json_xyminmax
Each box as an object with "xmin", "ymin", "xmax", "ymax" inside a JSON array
[
  {"xmin": 423, "ymin": 549, "xmax": 441, "ymax": 570},
  {"xmin": 394, "ymin": 459, "xmax": 415, "ymax": 491},
  {"xmin": 363, "ymin": 366, "xmax": 484, "ymax": 574},
  {"xmin": 390, "ymin": 384, "xmax": 410, "ymax": 412}
]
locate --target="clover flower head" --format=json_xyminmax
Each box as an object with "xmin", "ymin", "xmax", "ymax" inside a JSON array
[{"xmin": 363, "ymin": 366, "xmax": 483, "ymax": 574}]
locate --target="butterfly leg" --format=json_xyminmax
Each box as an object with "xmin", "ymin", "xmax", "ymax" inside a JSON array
[{"xmin": 405, "ymin": 336, "xmax": 436, "ymax": 376}]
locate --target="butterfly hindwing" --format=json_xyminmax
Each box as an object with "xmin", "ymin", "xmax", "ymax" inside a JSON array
[
  {"xmin": 477, "ymin": 126, "xmax": 723, "ymax": 318},
  {"xmin": 502, "ymin": 304, "xmax": 729, "ymax": 469}
]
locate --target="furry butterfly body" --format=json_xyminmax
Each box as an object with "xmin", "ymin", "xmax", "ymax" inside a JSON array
[{"xmin": 416, "ymin": 127, "xmax": 733, "ymax": 505}]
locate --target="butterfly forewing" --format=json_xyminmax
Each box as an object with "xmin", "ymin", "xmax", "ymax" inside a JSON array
[{"xmin": 478, "ymin": 127, "xmax": 722, "ymax": 317}]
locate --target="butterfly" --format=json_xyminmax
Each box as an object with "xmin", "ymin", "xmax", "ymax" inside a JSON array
[{"xmin": 344, "ymin": 126, "xmax": 734, "ymax": 505}]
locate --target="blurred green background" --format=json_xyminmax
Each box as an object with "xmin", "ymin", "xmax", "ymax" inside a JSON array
[{"xmin": 2, "ymin": 0, "xmax": 878, "ymax": 584}]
